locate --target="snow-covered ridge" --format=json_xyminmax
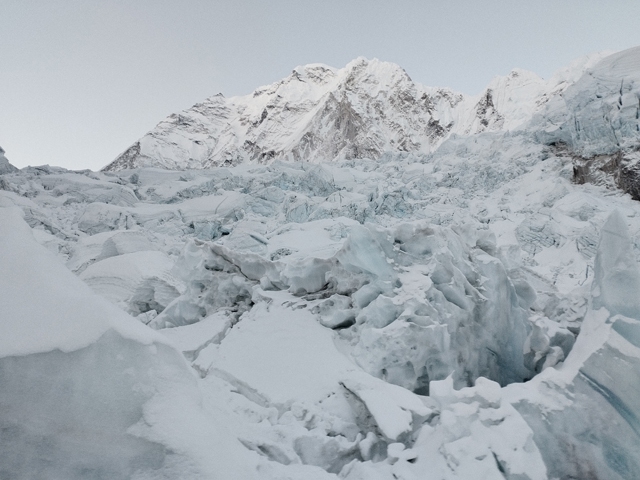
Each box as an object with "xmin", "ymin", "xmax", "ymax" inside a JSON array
[{"xmin": 103, "ymin": 50, "xmax": 616, "ymax": 172}]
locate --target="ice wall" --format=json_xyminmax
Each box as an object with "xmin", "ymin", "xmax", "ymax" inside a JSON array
[
  {"xmin": 592, "ymin": 210, "xmax": 640, "ymax": 318},
  {"xmin": 525, "ymin": 48, "xmax": 640, "ymax": 158}
]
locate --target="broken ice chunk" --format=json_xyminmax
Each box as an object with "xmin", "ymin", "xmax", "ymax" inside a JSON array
[
  {"xmin": 355, "ymin": 295, "xmax": 401, "ymax": 328},
  {"xmin": 341, "ymin": 373, "xmax": 433, "ymax": 442}
]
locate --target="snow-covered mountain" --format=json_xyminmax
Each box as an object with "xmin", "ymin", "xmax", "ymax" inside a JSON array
[
  {"xmin": 3, "ymin": 47, "xmax": 640, "ymax": 480},
  {"xmin": 104, "ymin": 52, "xmax": 609, "ymax": 171},
  {"xmin": 105, "ymin": 47, "xmax": 640, "ymax": 200}
]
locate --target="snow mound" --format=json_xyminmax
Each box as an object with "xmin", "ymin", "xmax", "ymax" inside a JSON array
[
  {"xmin": 0, "ymin": 207, "xmax": 157, "ymax": 356},
  {"xmin": 80, "ymin": 250, "xmax": 182, "ymax": 316},
  {"xmin": 505, "ymin": 210, "xmax": 640, "ymax": 479}
]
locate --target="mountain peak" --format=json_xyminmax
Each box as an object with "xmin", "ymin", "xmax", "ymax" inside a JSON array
[
  {"xmin": 291, "ymin": 63, "xmax": 337, "ymax": 84},
  {"xmin": 342, "ymin": 57, "xmax": 412, "ymax": 83},
  {"xmin": 103, "ymin": 48, "xmax": 640, "ymax": 172}
]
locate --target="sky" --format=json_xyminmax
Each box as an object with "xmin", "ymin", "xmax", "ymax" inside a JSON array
[{"xmin": 2, "ymin": 1, "xmax": 640, "ymax": 171}]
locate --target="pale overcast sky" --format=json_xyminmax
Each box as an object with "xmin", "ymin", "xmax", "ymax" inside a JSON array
[{"xmin": 2, "ymin": 0, "xmax": 640, "ymax": 171}]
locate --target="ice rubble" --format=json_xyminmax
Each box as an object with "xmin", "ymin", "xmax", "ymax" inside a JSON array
[
  {"xmin": 3, "ymin": 47, "xmax": 640, "ymax": 479},
  {"xmin": 4, "ymin": 139, "xmax": 640, "ymax": 478},
  {"xmin": 0, "ymin": 146, "xmax": 18, "ymax": 174},
  {"xmin": 0, "ymin": 207, "xmax": 264, "ymax": 479}
]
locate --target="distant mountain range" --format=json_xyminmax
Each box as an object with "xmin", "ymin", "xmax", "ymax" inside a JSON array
[
  {"xmin": 4, "ymin": 47, "xmax": 640, "ymax": 480},
  {"xmin": 105, "ymin": 48, "xmax": 640, "ymax": 174}
]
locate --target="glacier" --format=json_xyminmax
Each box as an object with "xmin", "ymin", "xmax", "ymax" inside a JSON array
[{"xmin": 2, "ymin": 47, "xmax": 640, "ymax": 479}]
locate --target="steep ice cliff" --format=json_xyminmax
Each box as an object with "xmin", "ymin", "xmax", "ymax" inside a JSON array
[{"xmin": 504, "ymin": 211, "xmax": 640, "ymax": 479}]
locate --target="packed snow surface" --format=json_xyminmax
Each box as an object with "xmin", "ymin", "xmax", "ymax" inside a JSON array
[{"xmin": 3, "ymin": 47, "xmax": 640, "ymax": 479}]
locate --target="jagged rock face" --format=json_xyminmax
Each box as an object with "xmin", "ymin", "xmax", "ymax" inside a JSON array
[
  {"xmin": 104, "ymin": 56, "xmax": 575, "ymax": 172},
  {"xmin": 104, "ymin": 59, "xmax": 464, "ymax": 170},
  {"xmin": 618, "ymin": 152, "xmax": 640, "ymax": 199},
  {"xmin": 570, "ymin": 149, "xmax": 640, "ymax": 200}
]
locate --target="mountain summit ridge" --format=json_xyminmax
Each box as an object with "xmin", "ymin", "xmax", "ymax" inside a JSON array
[
  {"xmin": 5, "ymin": 48, "xmax": 640, "ymax": 480},
  {"xmin": 103, "ymin": 50, "xmax": 630, "ymax": 172}
]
